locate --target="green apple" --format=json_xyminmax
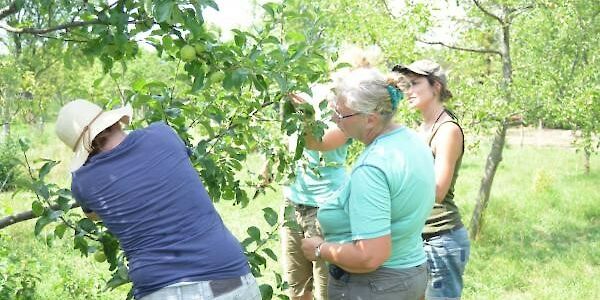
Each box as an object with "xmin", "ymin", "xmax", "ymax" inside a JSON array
[
  {"xmin": 194, "ymin": 44, "xmax": 205, "ymax": 55},
  {"xmin": 180, "ymin": 45, "xmax": 197, "ymax": 62},
  {"xmin": 94, "ymin": 250, "xmax": 106, "ymax": 262}
]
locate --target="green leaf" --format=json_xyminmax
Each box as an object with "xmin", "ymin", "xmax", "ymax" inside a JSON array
[
  {"xmin": 106, "ymin": 271, "xmax": 130, "ymax": 290},
  {"xmin": 32, "ymin": 201, "xmax": 44, "ymax": 217},
  {"xmin": 144, "ymin": 0, "xmax": 153, "ymax": 16},
  {"xmin": 319, "ymin": 99, "xmax": 328, "ymax": 111},
  {"xmin": 253, "ymin": 74, "xmax": 268, "ymax": 92},
  {"xmin": 118, "ymin": 264, "xmax": 129, "ymax": 280},
  {"xmin": 38, "ymin": 160, "xmax": 59, "ymax": 180},
  {"xmin": 274, "ymin": 73, "xmax": 288, "ymax": 93},
  {"xmin": 57, "ymin": 196, "xmax": 71, "ymax": 212},
  {"xmin": 262, "ymin": 207, "xmax": 278, "ymax": 227},
  {"xmin": 247, "ymin": 226, "xmax": 261, "ymax": 241},
  {"xmin": 262, "ymin": 3, "xmax": 278, "ymax": 18},
  {"xmin": 132, "ymin": 78, "xmax": 147, "ymax": 91},
  {"xmin": 262, "ymin": 248, "xmax": 278, "ymax": 261},
  {"xmin": 78, "ymin": 218, "xmax": 97, "ymax": 234},
  {"xmin": 259, "ymin": 284, "xmax": 273, "ymax": 300},
  {"xmin": 54, "ymin": 223, "xmax": 68, "ymax": 239},
  {"xmin": 165, "ymin": 107, "xmax": 182, "ymax": 118},
  {"xmin": 34, "ymin": 215, "xmax": 52, "ymax": 235},
  {"xmin": 294, "ymin": 136, "xmax": 304, "ymax": 161},
  {"xmin": 154, "ymin": 0, "xmax": 174, "ymax": 23},
  {"xmin": 203, "ymin": 0, "xmax": 219, "ymax": 11},
  {"xmin": 234, "ymin": 33, "xmax": 246, "ymax": 47},
  {"xmin": 223, "ymin": 68, "xmax": 250, "ymax": 91},
  {"xmin": 290, "ymin": 43, "xmax": 309, "ymax": 62},
  {"xmin": 192, "ymin": 71, "xmax": 205, "ymax": 93},
  {"xmin": 74, "ymin": 235, "xmax": 89, "ymax": 256},
  {"xmin": 18, "ymin": 137, "xmax": 30, "ymax": 152},
  {"xmin": 263, "ymin": 36, "xmax": 280, "ymax": 44},
  {"xmin": 33, "ymin": 181, "xmax": 50, "ymax": 200}
]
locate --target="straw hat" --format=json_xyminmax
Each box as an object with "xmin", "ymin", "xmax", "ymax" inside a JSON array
[{"xmin": 55, "ymin": 99, "xmax": 133, "ymax": 172}]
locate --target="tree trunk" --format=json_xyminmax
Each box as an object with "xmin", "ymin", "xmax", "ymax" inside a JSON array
[
  {"xmin": 38, "ymin": 115, "xmax": 44, "ymax": 133},
  {"xmin": 520, "ymin": 124, "xmax": 524, "ymax": 148},
  {"xmin": 468, "ymin": 5, "xmax": 514, "ymax": 240},
  {"xmin": 469, "ymin": 122, "xmax": 508, "ymax": 239},
  {"xmin": 2, "ymin": 122, "xmax": 8, "ymax": 137},
  {"xmin": 584, "ymin": 148, "xmax": 591, "ymax": 175}
]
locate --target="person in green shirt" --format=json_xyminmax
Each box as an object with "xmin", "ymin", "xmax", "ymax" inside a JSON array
[
  {"xmin": 300, "ymin": 57, "xmax": 435, "ymax": 300},
  {"xmin": 278, "ymin": 87, "xmax": 350, "ymax": 300}
]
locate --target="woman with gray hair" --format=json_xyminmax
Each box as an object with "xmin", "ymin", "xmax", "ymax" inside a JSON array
[{"xmin": 300, "ymin": 62, "xmax": 435, "ymax": 299}]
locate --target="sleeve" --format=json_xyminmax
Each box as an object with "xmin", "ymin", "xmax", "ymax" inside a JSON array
[
  {"xmin": 157, "ymin": 122, "xmax": 192, "ymax": 157},
  {"xmin": 348, "ymin": 165, "xmax": 391, "ymax": 241},
  {"xmin": 70, "ymin": 179, "xmax": 93, "ymax": 213}
]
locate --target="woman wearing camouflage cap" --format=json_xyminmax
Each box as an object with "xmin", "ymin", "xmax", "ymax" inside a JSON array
[{"xmin": 393, "ymin": 60, "xmax": 470, "ymax": 300}]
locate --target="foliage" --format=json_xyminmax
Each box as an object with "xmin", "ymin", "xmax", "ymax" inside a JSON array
[
  {"xmin": 0, "ymin": 138, "xmax": 23, "ymax": 191},
  {"xmin": 0, "ymin": 235, "xmax": 41, "ymax": 300},
  {"xmin": 510, "ymin": 0, "xmax": 599, "ymax": 153}
]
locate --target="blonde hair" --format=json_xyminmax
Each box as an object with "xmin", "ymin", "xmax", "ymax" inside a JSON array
[{"xmin": 332, "ymin": 46, "xmax": 404, "ymax": 122}]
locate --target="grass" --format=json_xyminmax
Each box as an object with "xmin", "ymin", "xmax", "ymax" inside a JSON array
[{"xmin": 1, "ymin": 124, "xmax": 598, "ymax": 299}]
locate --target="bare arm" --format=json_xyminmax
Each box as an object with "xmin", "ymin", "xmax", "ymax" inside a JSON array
[
  {"xmin": 289, "ymin": 94, "xmax": 349, "ymax": 151},
  {"xmin": 432, "ymin": 123, "xmax": 463, "ymax": 203},
  {"xmin": 304, "ymin": 125, "xmax": 349, "ymax": 151},
  {"xmin": 302, "ymin": 235, "xmax": 391, "ymax": 273}
]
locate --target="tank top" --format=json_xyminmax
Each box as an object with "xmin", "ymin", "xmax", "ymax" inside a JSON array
[{"xmin": 423, "ymin": 109, "xmax": 465, "ymax": 234}]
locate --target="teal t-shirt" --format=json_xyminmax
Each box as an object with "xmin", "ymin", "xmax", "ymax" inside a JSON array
[
  {"xmin": 284, "ymin": 144, "xmax": 349, "ymax": 207},
  {"xmin": 318, "ymin": 127, "xmax": 435, "ymax": 269}
]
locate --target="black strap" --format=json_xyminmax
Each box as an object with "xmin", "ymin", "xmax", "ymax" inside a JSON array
[{"xmin": 428, "ymin": 110, "xmax": 465, "ymax": 154}]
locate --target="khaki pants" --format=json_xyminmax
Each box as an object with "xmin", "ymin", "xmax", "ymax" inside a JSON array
[{"xmin": 280, "ymin": 200, "xmax": 328, "ymax": 300}]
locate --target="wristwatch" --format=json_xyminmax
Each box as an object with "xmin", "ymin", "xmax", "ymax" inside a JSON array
[{"xmin": 315, "ymin": 242, "xmax": 324, "ymax": 260}]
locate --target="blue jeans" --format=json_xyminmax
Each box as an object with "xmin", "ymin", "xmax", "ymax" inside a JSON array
[
  {"xmin": 140, "ymin": 273, "xmax": 261, "ymax": 300},
  {"xmin": 424, "ymin": 227, "xmax": 470, "ymax": 300}
]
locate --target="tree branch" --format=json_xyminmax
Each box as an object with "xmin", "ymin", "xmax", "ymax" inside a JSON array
[
  {"xmin": 508, "ymin": 4, "xmax": 534, "ymax": 20},
  {"xmin": 0, "ymin": 20, "xmax": 103, "ymax": 34},
  {"xmin": 0, "ymin": 202, "xmax": 80, "ymax": 230},
  {"xmin": 36, "ymin": 33, "xmax": 90, "ymax": 43},
  {"xmin": 472, "ymin": 0, "xmax": 504, "ymax": 24},
  {"xmin": 0, "ymin": 1, "xmax": 17, "ymax": 21},
  {"xmin": 379, "ymin": 0, "xmax": 395, "ymax": 18},
  {"xmin": 418, "ymin": 39, "xmax": 502, "ymax": 56}
]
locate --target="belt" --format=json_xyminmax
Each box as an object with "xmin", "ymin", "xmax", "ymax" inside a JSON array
[
  {"xmin": 209, "ymin": 277, "xmax": 243, "ymax": 297},
  {"xmin": 422, "ymin": 223, "xmax": 464, "ymax": 241},
  {"xmin": 328, "ymin": 264, "xmax": 349, "ymax": 281},
  {"xmin": 289, "ymin": 201, "xmax": 318, "ymax": 211}
]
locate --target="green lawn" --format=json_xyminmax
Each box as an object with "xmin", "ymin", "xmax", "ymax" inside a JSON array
[{"xmin": 1, "ymin": 125, "xmax": 598, "ymax": 299}]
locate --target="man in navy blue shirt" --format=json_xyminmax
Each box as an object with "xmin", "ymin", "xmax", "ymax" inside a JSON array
[{"xmin": 55, "ymin": 99, "xmax": 260, "ymax": 300}]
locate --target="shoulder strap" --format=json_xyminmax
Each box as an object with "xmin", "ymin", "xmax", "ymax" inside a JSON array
[{"xmin": 428, "ymin": 111, "xmax": 465, "ymax": 154}]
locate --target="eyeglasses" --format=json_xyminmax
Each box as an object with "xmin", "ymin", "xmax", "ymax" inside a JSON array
[{"xmin": 332, "ymin": 107, "xmax": 361, "ymax": 120}]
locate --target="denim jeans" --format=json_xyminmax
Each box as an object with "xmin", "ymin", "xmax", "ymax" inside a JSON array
[
  {"xmin": 424, "ymin": 227, "xmax": 470, "ymax": 300},
  {"xmin": 139, "ymin": 273, "xmax": 261, "ymax": 300}
]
